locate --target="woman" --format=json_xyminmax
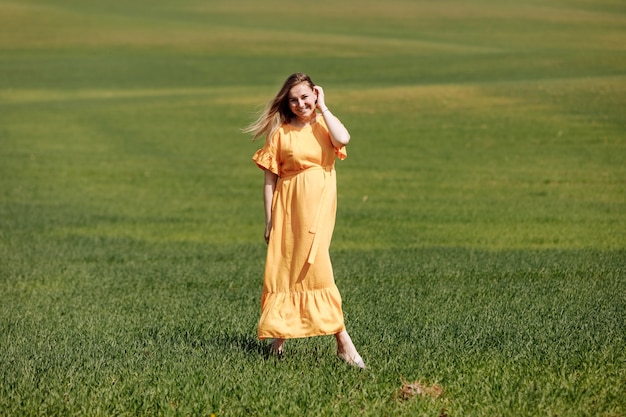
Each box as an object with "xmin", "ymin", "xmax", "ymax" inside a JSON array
[{"xmin": 245, "ymin": 73, "xmax": 364, "ymax": 368}]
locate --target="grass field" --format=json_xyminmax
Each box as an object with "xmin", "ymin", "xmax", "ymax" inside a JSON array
[{"xmin": 1, "ymin": 0, "xmax": 625, "ymax": 415}]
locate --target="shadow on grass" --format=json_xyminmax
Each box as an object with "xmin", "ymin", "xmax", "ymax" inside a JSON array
[{"xmin": 213, "ymin": 332, "xmax": 269, "ymax": 357}]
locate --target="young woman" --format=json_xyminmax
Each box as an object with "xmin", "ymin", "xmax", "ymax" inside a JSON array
[{"xmin": 245, "ymin": 73, "xmax": 364, "ymax": 368}]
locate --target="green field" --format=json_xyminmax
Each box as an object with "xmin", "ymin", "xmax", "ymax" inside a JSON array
[{"xmin": 1, "ymin": 0, "xmax": 625, "ymax": 415}]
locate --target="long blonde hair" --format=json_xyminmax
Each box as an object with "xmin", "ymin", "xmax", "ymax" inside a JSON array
[{"xmin": 243, "ymin": 73, "xmax": 316, "ymax": 141}]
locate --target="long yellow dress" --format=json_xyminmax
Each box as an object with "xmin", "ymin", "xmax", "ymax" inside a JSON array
[{"xmin": 252, "ymin": 116, "xmax": 347, "ymax": 339}]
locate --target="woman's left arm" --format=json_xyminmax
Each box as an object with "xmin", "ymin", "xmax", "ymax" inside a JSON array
[{"xmin": 314, "ymin": 85, "xmax": 350, "ymax": 147}]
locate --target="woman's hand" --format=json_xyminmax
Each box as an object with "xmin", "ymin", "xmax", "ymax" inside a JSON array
[
  {"xmin": 313, "ymin": 85, "xmax": 350, "ymax": 146},
  {"xmin": 264, "ymin": 220, "xmax": 272, "ymax": 244},
  {"xmin": 263, "ymin": 169, "xmax": 278, "ymax": 244},
  {"xmin": 314, "ymin": 85, "xmax": 327, "ymax": 111}
]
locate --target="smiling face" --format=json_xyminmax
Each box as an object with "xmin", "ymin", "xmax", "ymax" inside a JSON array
[{"xmin": 287, "ymin": 82, "xmax": 317, "ymax": 123}]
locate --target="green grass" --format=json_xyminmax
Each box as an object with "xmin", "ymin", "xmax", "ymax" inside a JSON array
[{"xmin": 1, "ymin": 0, "xmax": 625, "ymax": 415}]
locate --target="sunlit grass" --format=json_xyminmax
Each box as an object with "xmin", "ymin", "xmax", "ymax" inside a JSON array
[{"xmin": 1, "ymin": 0, "xmax": 624, "ymax": 415}]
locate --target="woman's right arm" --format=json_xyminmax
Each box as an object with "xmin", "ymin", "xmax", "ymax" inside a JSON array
[{"xmin": 263, "ymin": 169, "xmax": 279, "ymax": 243}]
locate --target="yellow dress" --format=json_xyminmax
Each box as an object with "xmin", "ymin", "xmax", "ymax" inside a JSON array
[{"xmin": 252, "ymin": 116, "xmax": 347, "ymax": 339}]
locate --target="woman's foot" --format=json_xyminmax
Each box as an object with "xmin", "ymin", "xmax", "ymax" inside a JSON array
[
  {"xmin": 335, "ymin": 331, "xmax": 365, "ymax": 369},
  {"xmin": 337, "ymin": 351, "xmax": 365, "ymax": 368},
  {"xmin": 269, "ymin": 338, "xmax": 285, "ymax": 356}
]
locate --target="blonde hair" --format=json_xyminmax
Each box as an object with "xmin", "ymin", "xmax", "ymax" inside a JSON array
[{"xmin": 243, "ymin": 73, "xmax": 316, "ymax": 141}]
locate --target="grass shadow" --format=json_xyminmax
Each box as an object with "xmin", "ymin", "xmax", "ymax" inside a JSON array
[{"xmin": 213, "ymin": 332, "xmax": 269, "ymax": 357}]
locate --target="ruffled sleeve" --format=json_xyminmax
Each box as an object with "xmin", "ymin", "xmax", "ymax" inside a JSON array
[
  {"xmin": 334, "ymin": 145, "xmax": 347, "ymax": 160},
  {"xmin": 252, "ymin": 133, "xmax": 280, "ymax": 175}
]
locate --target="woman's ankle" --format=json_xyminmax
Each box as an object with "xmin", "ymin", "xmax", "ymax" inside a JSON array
[{"xmin": 335, "ymin": 331, "xmax": 357, "ymax": 355}]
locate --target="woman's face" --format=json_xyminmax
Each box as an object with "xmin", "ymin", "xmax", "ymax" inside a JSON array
[{"xmin": 287, "ymin": 82, "xmax": 317, "ymax": 121}]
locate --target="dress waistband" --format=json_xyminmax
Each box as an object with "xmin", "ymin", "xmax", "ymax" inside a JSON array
[{"xmin": 279, "ymin": 165, "xmax": 334, "ymax": 181}]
